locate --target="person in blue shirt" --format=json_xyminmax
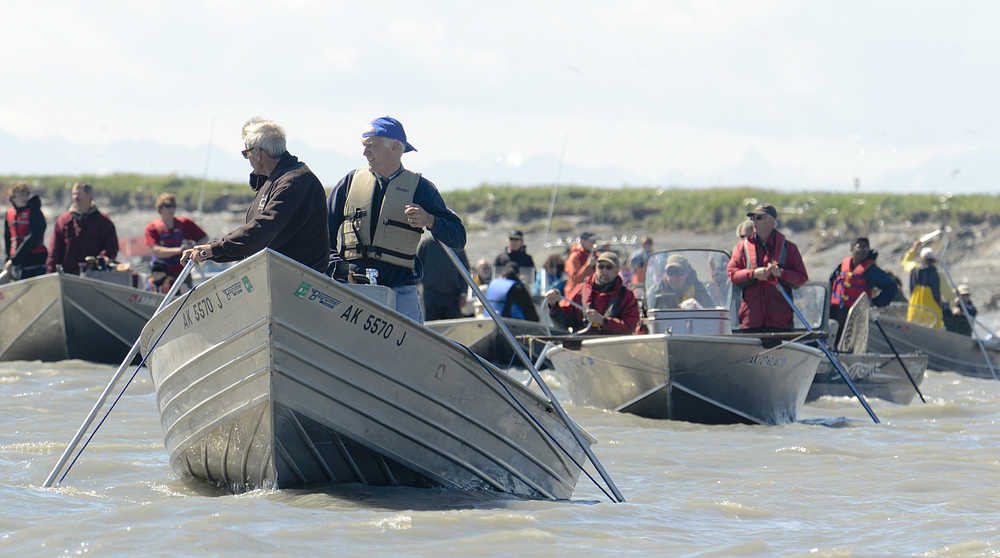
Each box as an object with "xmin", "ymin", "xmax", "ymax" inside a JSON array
[
  {"xmin": 828, "ymin": 237, "xmax": 897, "ymax": 343},
  {"xmin": 485, "ymin": 262, "xmax": 540, "ymax": 322},
  {"xmin": 327, "ymin": 117, "xmax": 466, "ymax": 323}
]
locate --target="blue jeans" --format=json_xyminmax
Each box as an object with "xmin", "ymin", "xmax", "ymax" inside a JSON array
[{"xmin": 392, "ymin": 284, "xmax": 423, "ymax": 324}]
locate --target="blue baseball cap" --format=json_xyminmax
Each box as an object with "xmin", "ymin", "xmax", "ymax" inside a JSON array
[{"xmin": 362, "ymin": 116, "xmax": 416, "ymax": 153}]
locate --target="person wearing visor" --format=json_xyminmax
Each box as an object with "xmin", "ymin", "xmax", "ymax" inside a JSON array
[
  {"xmin": 326, "ymin": 116, "xmax": 466, "ymax": 324},
  {"xmin": 545, "ymin": 252, "xmax": 639, "ymax": 334},
  {"xmin": 4, "ymin": 182, "xmax": 48, "ymax": 280},
  {"xmin": 494, "ymin": 229, "xmax": 535, "ymax": 269},
  {"xmin": 828, "ymin": 237, "xmax": 897, "ymax": 343},
  {"xmin": 726, "ymin": 203, "xmax": 808, "ymax": 332},
  {"xmin": 182, "ymin": 118, "xmax": 329, "ymax": 273}
]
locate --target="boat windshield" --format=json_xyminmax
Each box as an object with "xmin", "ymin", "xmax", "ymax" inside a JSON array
[
  {"xmin": 791, "ymin": 282, "xmax": 829, "ymax": 331},
  {"xmin": 646, "ymin": 249, "xmax": 732, "ymax": 311}
]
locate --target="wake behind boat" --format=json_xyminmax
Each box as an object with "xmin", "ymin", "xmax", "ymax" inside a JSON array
[
  {"xmin": 139, "ymin": 249, "xmax": 593, "ymax": 499},
  {"xmin": 0, "ymin": 271, "xmax": 163, "ymax": 363}
]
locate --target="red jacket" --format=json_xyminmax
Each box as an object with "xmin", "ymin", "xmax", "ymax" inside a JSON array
[
  {"xmin": 726, "ymin": 230, "xmax": 808, "ymax": 330},
  {"xmin": 552, "ymin": 275, "xmax": 640, "ymax": 335},
  {"xmin": 563, "ymin": 243, "xmax": 595, "ymax": 295},
  {"xmin": 47, "ymin": 206, "xmax": 119, "ymax": 274}
]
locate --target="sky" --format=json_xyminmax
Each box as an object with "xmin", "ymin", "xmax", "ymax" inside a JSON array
[{"xmin": 3, "ymin": 0, "xmax": 1000, "ymax": 193}]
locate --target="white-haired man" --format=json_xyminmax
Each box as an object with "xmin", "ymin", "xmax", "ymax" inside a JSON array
[
  {"xmin": 327, "ymin": 116, "xmax": 466, "ymax": 323},
  {"xmin": 182, "ymin": 118, "xmax": 328, "ymax": 271}
]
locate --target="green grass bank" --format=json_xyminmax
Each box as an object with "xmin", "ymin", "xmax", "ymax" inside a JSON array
[{"xmin": 2, "ymin": 174, "xmax": 997, "ymax": 233}]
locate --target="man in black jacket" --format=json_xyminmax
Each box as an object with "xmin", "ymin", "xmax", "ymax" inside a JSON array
[
  {"xmin": 183, "ymin": 118, "xmax": 328, "ymax": 271},
  {"xmin": 494, "ymin": 229, "xmax": 535, "ymax": 269}
]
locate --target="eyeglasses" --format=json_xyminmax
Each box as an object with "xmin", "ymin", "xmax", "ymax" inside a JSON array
[
  {"xmin": 596, "ymin": 263, "xmax": 616, "ymax": 270},
  {"xmin": 752, "ymin": 214, "xmax": 771, "ymax": 221},
  {"xmin": 241, "ymin": 146, "xmax": 256, "ymax": 159}
]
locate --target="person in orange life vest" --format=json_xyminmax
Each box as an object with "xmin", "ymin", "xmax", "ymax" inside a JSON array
[
  {"xmin": 544, "ymin": 252, "xmax": 639, "ymax": 334},
  {"xmin": 827, "ymin": 237, "xmax": 897, "ymax": 343},
  {"xmin": 628, "ymin": 236, "xmax": 654, "ymax": 285},
  {"xmin": 145, "ymin": 260, "xmax": 174, "ymax": 293},
  {"xmin": 726, "ymin": 203, "xmax": 808, "ymax": 332},
  {"xmin": 563, "ymin": 231, "xmax": 597, "ymax": 295},
  {"xmin": 4, "ymin": 182, "xmax": 48, "ymax": 280},
  {"xmin": 47, "ymin": 182, "xmax": 119, "ymax": 274},
  {"xmin": 144, "ymin": 193, "xmax": 208, "ymax": 280}
]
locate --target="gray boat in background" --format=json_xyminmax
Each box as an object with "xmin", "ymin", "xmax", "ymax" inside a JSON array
[
  {"xmin": 868, "ymin": 302, "xmax": 1000, "ymax": 379},
  {"xmin": 426, "ymin": 317, "xmax": 554, "ymax": 365},
  {"xmin": 543, "ymin": 249, "xmax": 824, "ymax": 425},
  {"xmin": 0, "ymin": 271, "xmax": 162, "ymax": 363},
  {"xmin": 140, "ymin": 249, "xmax": 593, "ymax": 499}
]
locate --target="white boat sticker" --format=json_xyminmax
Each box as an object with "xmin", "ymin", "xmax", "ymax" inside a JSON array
[
  {"xmin": 748, "ymin": 352, "xmax": 788, "ymax": 368},
  {"xmin": 180, "ymin": 275, "xmax": 251, "ymax": 330},
  {"xmin": 338, "ymin": 303, "xmax": 407, "ymax": 347},
  {"xmin": 128, "ymin": 293, "xmax": 160, "ymax": 307}
]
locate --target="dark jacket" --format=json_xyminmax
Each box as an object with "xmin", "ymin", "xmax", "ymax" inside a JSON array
[
  {"xmin": 5, "ymin": 195, "xmax": 47, "ymax": 267},
  {"xmin": 47, "ymin": 205, "xmax": 118, "ymax": 274},
  {"xmin": 727, "ymin": 230, "xmax": 808, "ymax": 330},
  {"xmin": 327, "ymin": 167, "xmax": 466, "ymax": 288},
  {"xmin": 494, "ymin": 248, "xmax": 535, "ymax": 269},
  {"xmin": 827, "ymin": 252, "xmax": 897, "ymax": 308},
  {"xmin": 211, "ymin": 152, "xmax": 329, "ymax": 272},
  {"xmin": 487, "ymin": 277, "xmax": 540, "ymax": 322},
  {"xmin": 417, "ymin": 235, "xmax": 468, "ymax": 296},
  {"xmin": 550, "ymin": 275, "xmax": 640, "ymax": 334}
]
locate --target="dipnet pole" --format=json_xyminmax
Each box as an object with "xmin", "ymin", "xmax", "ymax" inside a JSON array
[
  {"xmin": 777, "ymin": 287, "xmax": 880, "ymax": 424},
  {"xmin": 439, "ymin": 241, "xmax": 625, "ymax": 502},
  {"xmin": 938, "ymin": 235, "xmax": 998, "ymax": 380},
  {"xmin": 43, "ymin": 261, "xmax": 196, "ymax": 487}
]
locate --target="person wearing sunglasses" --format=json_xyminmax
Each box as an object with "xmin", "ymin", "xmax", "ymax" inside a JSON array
[
  {"xmin": 545, "ymin": 251, "xmax": 639, "ymax": 334},
  {"xmin": 726, "ymin": 203, "xmax": 808, "ymax": 333},
  {"xmin": 494, "ymin": 229, "xmax": 535, "ymax": 270},
  {"xmin": 144, "ymin": 192, "xmax": 208, "ymax": 283},
  {"xmin": 648, "ymin": 254, "xmax": 714, "ymax": 309},
  {"xmin": 182, "ymin": 118, "xmax": 329, "ymax": 273}
]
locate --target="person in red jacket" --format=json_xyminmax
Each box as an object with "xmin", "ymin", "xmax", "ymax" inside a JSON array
[
  {"xmin": 545, "ymin": 252, "xmax": 639, "ymax": 335},
  {"xmin": 144, "ymin": 192, "xmax": 208, "ymax": 280},
  {"xmin": 4, "ymin": 182, "xmax": 48, "ymax": 280},
  {"xmin": 47, "ymin": 182, "xmax": 119, "ymax": 274},
  {"xmin": 563, "ymin": 231, "xmax": 597, "ymax": 295},
  {"xmin": 726, "ymin": 204, "xmax": 808, "ymax": 332}
]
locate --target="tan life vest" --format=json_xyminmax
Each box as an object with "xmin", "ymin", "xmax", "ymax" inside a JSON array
[{"xmin": 340, "ymin": 167, "xmax": 423, "ymax": 269}]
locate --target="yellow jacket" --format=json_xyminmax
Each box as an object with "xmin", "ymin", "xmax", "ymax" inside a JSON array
[{"xmin": 901, "ymin": 246, "xmax": 953, "ymax": 301}]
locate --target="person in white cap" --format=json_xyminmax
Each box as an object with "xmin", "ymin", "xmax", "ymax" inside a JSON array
[
  {"xmin": 952, "ymin": 284, "xmax": 977, "ymax": 318},
  {"xmin": 901, "ymin": 240, "xmax": 947, "ymax": 328}
]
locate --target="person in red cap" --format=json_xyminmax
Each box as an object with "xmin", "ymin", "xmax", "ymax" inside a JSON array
[
  {"xmin": 726, "ymin": 204, "xmax": 808, "ymax": 332},
  {"xmin": 545, "ymin": 251, "xmax": 639, "ymax": 334},
  {"xmin": 326, "ymin": 116, "xmax": 466, "ymax": 324}
]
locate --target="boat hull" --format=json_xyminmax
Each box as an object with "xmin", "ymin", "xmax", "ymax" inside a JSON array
[
  {"xmin": 806, "ymin": 352, "xmax": 928, "ymax": 405},
  {"xmin": 140, "ymin": 250, "xmax": 590, "ymax": 499},
  {"xmin": 425, "ymin": 317, "xmax": 554, "ymax": 365},
  {"xmin": 868, "ymin": 314, "xmax": 1000, "ymax": 378},
  {"xmin": 546, "ymin": 334, "xmax": 822, "ymax": 424},
  {"xmin": 0, "ymin": 273, "xmax": 162, "ymax": 363}
]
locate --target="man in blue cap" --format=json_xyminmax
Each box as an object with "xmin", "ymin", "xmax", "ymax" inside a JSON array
[{"xmin": 327, "ymin": 116, "xmax": 466, "ymax": 323}]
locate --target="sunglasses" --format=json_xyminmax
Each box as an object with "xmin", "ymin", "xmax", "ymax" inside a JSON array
[
  {"xmin": 752, "ymin": 214, "xmax": 771, "ymax": 221},
  {"xmin": 596, "ymin": 263, "xmax": 616, "ymax": 270},
  {"xmin": 160, "ymin": 204, "xmax": 176, "ymax": 209},
  {"xmin": 666, "ymin": 268, "xmax": 686, "ymax": 276},
  {"xmin": 241, "ymin": 146, "xmax": 256, "ymax": 159}
]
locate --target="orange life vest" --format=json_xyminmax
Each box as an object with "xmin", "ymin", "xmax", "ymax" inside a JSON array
[
  {"xmin": 831, "ymin": 256, "xmax": 872, "ymax": 307},
  {"xmin": 6, "ymin": 205, "xmax": 46, "ymax": 256}
]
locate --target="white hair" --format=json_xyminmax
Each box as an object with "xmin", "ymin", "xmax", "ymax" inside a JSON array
[{"xmin": 242, "ymin": 117, "xmax": 287, "ymax": 157}]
